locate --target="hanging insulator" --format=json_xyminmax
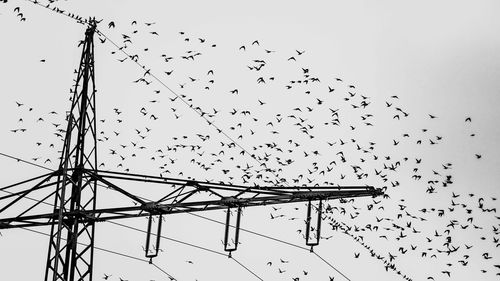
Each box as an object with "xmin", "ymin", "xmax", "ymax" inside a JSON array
[
  {"xmin": 224, "ymin": 206, "xmax": 242, "ymax": 252},
  {"xmin": 145, "ymin": 214, "xmax": 163, "ymax": 258},
  {"xmin": 305, "ymin": 200, "xmax": 323, "ymax": 247}
]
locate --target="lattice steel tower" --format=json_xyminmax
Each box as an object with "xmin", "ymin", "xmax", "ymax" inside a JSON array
[{"xmin": 44, "ymin": 20, "xmax": 99, "ymax": 281}]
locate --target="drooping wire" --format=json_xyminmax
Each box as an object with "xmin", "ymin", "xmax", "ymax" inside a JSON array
[
  {"xmin": 94, "ymin": 28, "xmax": 288, "ymax": 187},
  {"xmin": 189, "ymin": 212, "xmax": 309, "ymax": 251},
  {"xmin": 313, "ymin": 251, "xmax": 352, "ymax": 281},
  {"xmin": 330, "ymin": 218, "xmax": 412, "ymax": 280},
  {"xmin": 108, "ymin": 221, "xmax": 265, "ymax": 281},
  {"xmin": 0, "ymin": 152, "xmax": 54, "ymax": 171},
  {"xmin": 20, "ymin": 227, "xmax": 177, "ymax": 280},
  {"xmin": 1, "ymin": 185, "xmax": 264, "ymax": 280},
  {"xmin": 0, "ymin": 152, "xmax": 353, "ymax": 280},
  {"xmin": 188, "ymin": 212, "xmax": 352, "ymax": 280},
  {"xmin": 109, "ymin": 221, "xmax": 227, "ymax": 257},
  {"xmin": 0, "ymin": 152, "xmax": 264, "ymax": 280},
  {"xmin": 230, "ymin": 257, "xmax": 264, "ymax": 281},
  {"xmin": 23, "ymin": 0, "xmax": 290, "ymax": 188},
  {"xmin": 23, "ymin": 0, "xmax": 91, "ymax": 27}
]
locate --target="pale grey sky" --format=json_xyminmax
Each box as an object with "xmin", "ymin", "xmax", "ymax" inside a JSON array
[{"xmin": 1, "ymin": 1, "xmax": 499, "ymax": 280}]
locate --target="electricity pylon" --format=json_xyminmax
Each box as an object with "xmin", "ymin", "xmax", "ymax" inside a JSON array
[{"xmin": 0, "ymin": 19, "xmax": 383, "ymax": 281}]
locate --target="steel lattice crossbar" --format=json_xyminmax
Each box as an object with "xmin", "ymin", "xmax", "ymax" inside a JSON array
[{"xmin": 0, "ymin": 168, "xmax": 382, "ymax": 229}]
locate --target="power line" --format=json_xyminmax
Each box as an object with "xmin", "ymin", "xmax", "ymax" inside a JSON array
[
  {"xmin": 23, "ymin": 0, "xmax": 90, "ymax": 27},
  {"xmin": 94, "ymin": 29, "xmax": 287, "ymax": 186},
  {"xmin": 0, "ymin": 151, "xmax": 133, "ymax": 194},
  {"xmin": 109, "ymin": 221, "xmax": 227, "ymax": 257},
  {"xmin": 313, "ymin": 251, "xmax": 351, "ymax": 281},
  {"xmin": 0, "ymin": 152, "xmax": 264, "ymax": 280},
  {"xmin": 0, "ymin": 152, "xmax": 54, "ymax": 171},
  {"xmin": 22, "ymin": 0, "xmax": 288, "ymax": 187},
  {"xmin": 189, "ymin": 212, "xmax": 309, "ymax": 251},
  {"xmin": 188, "ymin": 212, "xmax": 353, "ymax": 280},
  {"xmin": 0, "ymin": 152, "xmax": 353, "ymax": 280},
  {"xmin": 109, "ymin": 221, "xmax": 264, "ymax": 281},
  {"xmin": 2, "ymin": 186, "xmax": 263, "ymax": 280},
  {"xmin": 20, "ymin": 227, "xmax": 177, "ymax": 280},
  {"xmin": 330, "ymin": 218, "xmax": 413, "ymax": 280},
  {"xmin": 230, "ymin": 256, "xmax": 264, "ymax": 281}
]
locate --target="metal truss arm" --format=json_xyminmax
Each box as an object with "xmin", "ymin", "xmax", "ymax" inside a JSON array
[{"xmin": 0, "ymin": 170, "xmax": 382, "ymax": 229}]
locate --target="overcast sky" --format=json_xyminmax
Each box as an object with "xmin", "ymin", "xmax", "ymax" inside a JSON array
[{"xmin": 1, "ymin": 1, "xmax": 500, "ymax": 281}]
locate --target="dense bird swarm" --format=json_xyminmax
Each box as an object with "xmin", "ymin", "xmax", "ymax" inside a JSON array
[{"xmin": 1, "ymin": 1, "xmax": 498, "ymax": 281}]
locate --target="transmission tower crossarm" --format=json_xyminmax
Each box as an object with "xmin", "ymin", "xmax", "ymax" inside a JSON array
[{"xmin": 0, "ymin": 168, "xmax": 382, "ymax": 229}]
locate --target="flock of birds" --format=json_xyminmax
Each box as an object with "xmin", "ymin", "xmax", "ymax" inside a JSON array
[{"xmin": 1, "ymin": 1, "xmax": 499, "ymax": 281}]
